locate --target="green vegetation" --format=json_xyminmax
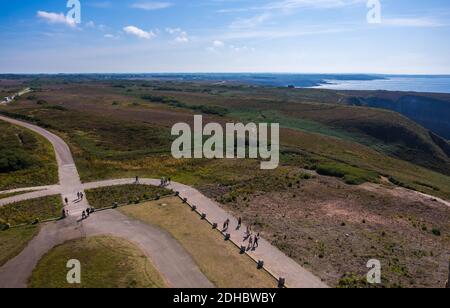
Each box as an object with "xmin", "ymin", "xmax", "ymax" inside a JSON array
[
  {"xmin": 0, "ymin": 121, "xmax": 58, "ymax": 191},
  {"xmin": 29, "ymin": 236, "xmax": 167, "ymax": 288},
  {"xmin": 316, "ymin": 162, "xmax": 379, "ymax": 185},
  {"xmin": 141, "ymin": 94, "xmax": 228, "ymax": 116},
  {"xmin": 0, "ymin": 225, "xmax": 39, "ymax": 266},
  {"xmin": 0, "ymin": 195, "xmax": 62, "ymax": 226},
  {"xmin": 120, "ymin": 197, "xmax": 276, "ymax": 288},
  {"xmin": 0, "ymin": 190, "xmax": 39, "ymax": 200},
  {"xmin": 86, "ymin": 184, "xmax": 173, "ymax": 208}
]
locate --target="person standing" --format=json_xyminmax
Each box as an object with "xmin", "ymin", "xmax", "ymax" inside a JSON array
[
  {"xmin": 237, "ymin": 217, "xmax": 242, "ymax": 229},
  {"xmin": 64, "ymin": 197, "xmax": 68, "ymax": 205}
]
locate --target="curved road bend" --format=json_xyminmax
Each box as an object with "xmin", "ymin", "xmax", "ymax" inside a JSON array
[
  {"xmin": 0, "ymin": 115, "xmax": 213, "ymax": 288},
  {"xmin": 0, "ymin": 114, "xmax": 328, "ymax": 288}
]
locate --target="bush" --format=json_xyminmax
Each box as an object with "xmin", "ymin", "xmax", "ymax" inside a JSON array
[
  {"xmin": 316, "ymin": 162, "xmax": 378, "ymax": 185},
  {"xmin": 432, "ymin": 228, "xmax": 441, "ymax": 236},
  {"xmin": 0, "ymin": 149, "xmax": 36, "ymax": 172}
]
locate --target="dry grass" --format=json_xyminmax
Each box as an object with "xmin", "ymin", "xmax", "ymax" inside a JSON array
[
  {"xmin": 29, "ymin": 236, "xmax": 167, "ymax": 288},
  {"xmin": 119, "ymin": 197, "xmax": 277, "ymax": 288}
]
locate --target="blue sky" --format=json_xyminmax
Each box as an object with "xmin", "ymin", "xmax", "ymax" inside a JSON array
[{"xmin": 0, "ymin": 0, "xmax": 449, "ymax": 74}]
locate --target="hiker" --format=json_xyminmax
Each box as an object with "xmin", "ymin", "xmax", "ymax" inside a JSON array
[
  {"xmin": 246, "ymin": 225, "xmax": 252, "ymax": 236},
  {"xmin": 253, "ymin": 235, "xmax": 259, "ymax": 249},
  {"xmin": 65, "ymin": 197, "xmax": 68, "ymax": 205},
  {"xmin": 223, "ymin": 218, "xmax": 230, "ymax": 230},
  {"xmin": 135, "ymin": 176, "xmax": 139, "ymax": 184},
  {"xmin": 77, "ymin": 192, "xmax": 80, "ymax": 200},
  {"xmin": 168, "ymin": 177, "xmax": 171, "ymax": 185},
  {"xmin": 237, "ymin": 217, "xmax": 242, "ymax": 229},
  {"xmin": 248, "ymin": 235, "xmax": 253, "ymax": 250},
  {"xmin": 81, "ymin": 192, "xmax": 84, "ymax": 200}
]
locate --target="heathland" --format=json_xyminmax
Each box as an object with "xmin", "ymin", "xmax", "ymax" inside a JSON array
[{"xmin": 0, "ymin": 76, "xmax": 449, "ymax": 287}]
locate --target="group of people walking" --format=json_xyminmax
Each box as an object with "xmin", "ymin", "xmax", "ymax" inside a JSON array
[
  {"xmin": 64, "ymin": 191, "xmax": 84, "ymax": 206},
  {"xmin": 160, "ymin": 177, "xmax": 171, "ymax": 187},
  {"xmin": 223, "ymin": 217, "xmax": 260, "ymax": 251},
  {"xmin": 81, "ymin": 208, "xmax": 94, "ymax": 220}
]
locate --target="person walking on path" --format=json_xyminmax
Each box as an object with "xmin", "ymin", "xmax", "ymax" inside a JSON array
[
  {"xmin": 223, "ymin": 218, "xmax": 230, "ymax": 230},
  {"xmin": 135, "ymin": 176, "xmax": 139, "ymax": 184},
  {"xmin": 253, "ymin": 235, "xmax": 259, "ymax": 249},
  {"xmin": 237, "ymin": 217, "xmax": 242, "ymax": 230},
  {"xmin": 64, "ymin": 197, "xmax": 68, "ymax": 205},
  {"xmin": 248, "ymin": 235, "xmax": 253, "ymax": 251}
]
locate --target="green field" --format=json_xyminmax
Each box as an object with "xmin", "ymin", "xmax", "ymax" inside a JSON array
[
  {"xmin": 86, "ymin": 184, "xmax": 173, "ymax": 208},
  {"xmin": 29, "ymin": 236, "xmax": 167, "ymax": 288},
  {"xmin": 0, "ymin": 195, "xmax": 62, "ymax": 226},
  {"xmin": 0, "ymin": 121, "xmax": 58, "ymax": 191},
  {"xmin": 0, "ymin": 225, "xmax": 39, "ymax": 266},
  {"xmin": 2, "ymin": 81, "xmax": 449, "ymax": 201}
]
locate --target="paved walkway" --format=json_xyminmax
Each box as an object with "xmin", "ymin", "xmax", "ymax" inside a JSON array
[
  {"xmin": 0, "ymin": 212, "xmax": 213, "ymax": 288},
  {"xmin": 0, "ymin": 114, "xmax": 327, "ymax": 288},
  {"xmin": 83, "ymin": 178, "xmax": 328, "ymax": 288}
]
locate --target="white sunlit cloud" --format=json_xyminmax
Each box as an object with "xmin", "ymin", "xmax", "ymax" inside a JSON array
[
  {"xmin": 213, "ymin": 40, "xmax": 225, "ymax": 48},
  {"xmin": 131, "ymin": 1, "xmax": 173, "ymax": 10},
  {"xmin": 166, "ymin": 28, "xmax": 189, "ymax": 43},
  {"xmin": 37, "ymin": 11, "xmax": 76, "ymax": 27},
  {"xmin": 123, "ymin": 26, "xmax": 156, "ymax": 39}
]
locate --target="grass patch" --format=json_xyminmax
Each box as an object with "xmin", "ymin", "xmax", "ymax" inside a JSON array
[
  {"xmin": 0, "ymin": 190, "xmax": 39, "ymax": 200},
  {"xmin": 0, "ymin": 195, "xmax": 63, "ymax": 225},
  {"xmin": 86, "ymin": 184, "xmax": 173, "ymax": 208},
  {"xmin": 0, "ymin": 225, "xmax": 39, "ymax": 266},
  {"xmin": 0, "ymin": 121, "xmax": 58, "ymax": 191},
  {"xmin": 316, "ymin": 162, "xmax": 379, "ymax": 185},
  {"xmin": 28, "ymin": 236, "xmax": 167, "ymax": 288},
  {"xmin": 141, "ymin": 95, "xmax": 228, "ymax": 116},
  {"xmin": 119, "ymin": 197, "xmax": 276, "ymax": 288}
]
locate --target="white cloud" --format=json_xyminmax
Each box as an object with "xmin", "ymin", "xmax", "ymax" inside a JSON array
[
  {"xmin": 218, "ymin": 0, "xmax": 364, "ymax": 13},
  {"xmin": 230, "ymin": 13, "xmax": 271, "ymax": 29},
  {"xmin": 166, "ymin": 28, "xmax": 189, "ymax": 43},
  {"xmin": 123, "ymin": 26, "xmax": 155, "ymax": 39},
  {"xmin": 37, "ymin": 11, "xmax": 76, "ymax": 28},
  {"xmin": 213, "ymin": 40, "xmax": 225, "ymax": 48},
  {"xmin": 131, "ymin": 2, "xmax": 173, "ymax": 10},
  {"xmin": 104, "ymin": 34, "xmax": 119, "ymax": 39},
  {"xmin": 383, "ymin": 17, "xmax": 446, "ymax": 28}
]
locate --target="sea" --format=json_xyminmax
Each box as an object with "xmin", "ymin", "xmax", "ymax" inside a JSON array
[{"xmin": 144, "ymin": 73, "xmax": 450, "ymax": 94}]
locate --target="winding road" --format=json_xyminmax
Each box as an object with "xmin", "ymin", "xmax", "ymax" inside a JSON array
[{"xmin": 0, "ymin": 114, "xmax": 328, "ymax": 288}]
